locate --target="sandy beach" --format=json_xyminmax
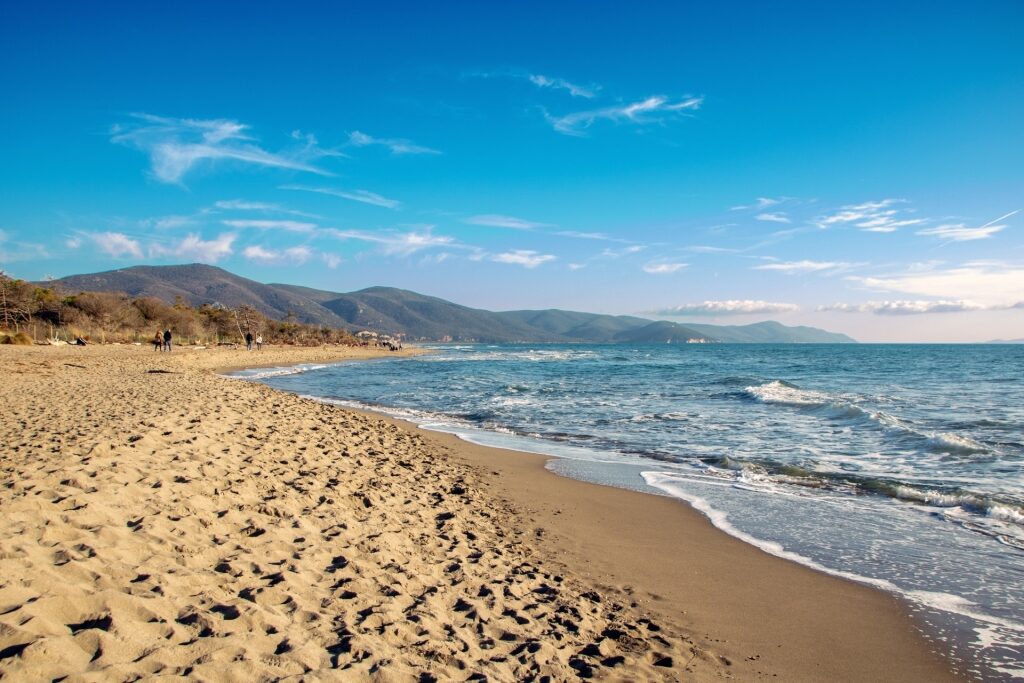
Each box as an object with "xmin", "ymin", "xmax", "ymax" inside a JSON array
[{"xmin": 0, "ymin": 344, "xmax": 961, "ymax": 681}]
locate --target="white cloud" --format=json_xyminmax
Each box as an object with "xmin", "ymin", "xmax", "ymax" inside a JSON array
[
  {"xmin": 756, "ymin": 212, "xmax": 790, "ymax": 224},
  {"xmin": 221, "ymin": 219, "xmax": 318, "ymax": 233},
  {"xmin": 65, "ymin": 237, "xmax": 83, "ymax": 249},
  {"xmin": 652, "ymin": 300, "xmax": 799, "ymax": 315},
  {"xmin": 280, "ymin": 184, "xmax": 400, "ymax": 209},
  {"xmin": 601, "ymin": 245, "xmax": 647, "ymax": 258},
  {"xmin": 815, "ymin": 199, "xmax": 924, "ymax": 232},
  {"xmin": 215, "ymin": 199, "xmax": 278, "ymax": 211},
  {"xmin": 731, "ymin": 197, "xmax": 782, "ymax": 211},
  {"xmin": 528, "ymin": 74, "xmax": 598, "ymax": 98},
  {"xmin": 851, "ymin": 263, "xmax": 1024, "ymax": 306},
  {"xmin": 643, "ymin": 262, "xmax": 688, "ymax": 274},
  {"xmin": 326, "ymin": 227, "xmax": 455, "ymax": 257},
  {"xmin": 490, "ymin": 250, "xmax": 556, "ymax": 268},
  {"xmin": 111, "ymin": 113, "xmax": 331, "ymax": 184},
  {"xmin": 348, "ymin": 131, "xmax": 440, "ymax": 155},
  {"xmin": 546, "ymin": 95, "xmax": 703, "ymax": 136},
  {"xmin": 816, "ymin": 300, "xmax": 1005, "ymax": 315},
  {"xmin": 464, "ymin": 214, "xmax": 552, "ymax": 230},
  {"xmin": 242, "ymin": 244, "xmax": 311, "ymax": 265},
  {"xmin": 754, "ymin": 260, "xmax": 851, "ymax": 273},
  {"xmin": 568, "ymin": 263, "xmax": 586, "ymax": 271},
  {"xmin": 917, "ymin": 224, "xmax": 1005, "ymax": 242},
  {"xmin": 90, "ymin": 231, "xmax": 143, "ymax": 259},
  {"xmin": 916, "ymin": 211, "xmax": 1016, "ymax": 242},
  {"xmin": 322, "ymin": 253, "xmax": 342, "ymax": 269},
  {"xmin": 158, "ymin": 233, "xmax": 236, "ymax": 263}
]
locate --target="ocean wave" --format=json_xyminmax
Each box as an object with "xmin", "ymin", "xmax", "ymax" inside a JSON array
[{"xmin": 743, "ymin": 380, "xmax": 992, "ymax": 456}]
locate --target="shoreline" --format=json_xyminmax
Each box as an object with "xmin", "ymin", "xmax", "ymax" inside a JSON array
[
  {"xmin": 0, "ymin": 344, "xmax": 963, "ymax": 681},
  {"xmin": 233, "ymin": 352, "xmax": 965, "ymax": 681}
]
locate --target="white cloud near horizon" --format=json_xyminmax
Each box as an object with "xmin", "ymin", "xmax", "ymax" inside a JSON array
[
  {"xmin": 650, "ymin": 300, "xmax": 799, "ymax": 316},
  {"xmin": 464, "ymin": 214, "xmax": 553, "ymax": 230},
  {"xmin": 818, "ymin": 300, "xmax": 1024, "ymax": 315},
  {"xmin": 851, "ymin": 263, "xmax": 1024, "ymax": 306},
  {"xmin": 280, "ymin": 185, "xmax": 401, "ymax": 209},
  {"xmin": 111, "ymin": 113, "xmax": 332, "ymax": 184},
  {"xmin": 546, "ymin": 96, "xmax": 703, "ymax": 136},
  {"xmin": 348, "ymin": 131, "xmax": 440, "ymax": 155}
]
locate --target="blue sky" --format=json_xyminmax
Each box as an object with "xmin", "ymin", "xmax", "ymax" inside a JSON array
[{"xmin": 1, "ymin": 1, "xmax": 1022, "ymax": 341}]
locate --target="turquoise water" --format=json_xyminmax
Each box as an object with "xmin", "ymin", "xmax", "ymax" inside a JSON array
[{"xmin": 234, "ymin": 343, "xmax": 1024, "ymax": 680}]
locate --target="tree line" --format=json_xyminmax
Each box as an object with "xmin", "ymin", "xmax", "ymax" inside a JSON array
[{"xmin": 0, "ymin": 271, "xmax": 358, "ymax": 346}]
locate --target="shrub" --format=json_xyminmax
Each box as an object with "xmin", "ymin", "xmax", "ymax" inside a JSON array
[{"xmin": 0, "ymin": 331, "xmax": 32, "ymax": 345}]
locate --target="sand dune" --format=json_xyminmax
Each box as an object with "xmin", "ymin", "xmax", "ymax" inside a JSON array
[{"xmin": 0, "ymin": 345, "xmax": 711, "ymax": 681}]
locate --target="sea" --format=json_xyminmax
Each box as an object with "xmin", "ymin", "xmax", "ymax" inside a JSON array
[{"xmin": 231, "ymin": 343, "xmax": 1024, "ymax": 680}]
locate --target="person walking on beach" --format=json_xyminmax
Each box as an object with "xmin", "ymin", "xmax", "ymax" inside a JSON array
[
  {"xmin": 163, "ymin": 329, "xmax": 172, "ymax": 352},
  {"xmin": 153, "ymin": 331, "xmax": 163, "ymax": 352},
  {"xmin": 255, "ymin": 333, "xmax": 263, "ymax": 351},
  {"xmin": 245, "ymin": 331, "xmax": 253, "ymax": 351}
]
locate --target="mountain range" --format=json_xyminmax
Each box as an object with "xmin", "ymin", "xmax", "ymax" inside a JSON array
[{"xmin": 47, "ymin": 264, "xmax": 856, "ymax": 344}]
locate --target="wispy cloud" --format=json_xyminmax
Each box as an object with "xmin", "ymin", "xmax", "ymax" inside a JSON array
[
  {"xmin": 756, "ymin": 212, "xmax": 790, "ymax": 224},
  {"xmin": 546, "ymin": 95, "xmax": 703, "ymax": 136},
  {"xmin": 326, "ymin": 227, "xmax": 455, "ymax": 256},
  {"xmin": 816, "ymin": 300, "xmax": 1011, "ymax": 315},
  {"xmin": 213, "ymin": 199, "xmax": 319, "ymax": 218},
  {"xmin": 281, "ymin": 185, "xmax": 401, "ymax": 209},
  {"xmin": 322, "ymin": 253, "xmax": 342, "ymax": 269},
  {"xmin": 222, "ymin": 219, "xmax": 318, "ymax": 233},
  {"xmin": 649, "ymin": 300, "xmax": 799, "ymax": 316},
  {"xmin": 643, "ymin": 261, "xmax": 688, "ymax": 274},
  {"xmin": 731, "ymin": 197, "xmax": 782, "ymax": 211},
  {"xmin": 348, "ymin": 131, "xmax": 440, "ymax": 155},
  {"xmin": 111, "ymin": 113, "xmax": 332, "ymax": 184},
  {"xmin": 815, "ymin": 199, "xmax": 924, "ymax": 232},
  {"xmin": 754, "ymin": 259, "xmax": 853, "ymax": 274},
  {"xmin": 0, "ymin": 230, "xmax": 50, "ymax": 263},
  {"xmin": 242, "ymin": 244, "xmax": 312, "ymax": 265},
  {"xmin": 464, "ymin": 214, "xmax": 552, "ymax": 230},
  {"xmin": 916, "ymin": 210, "xmax": 1017, "ymax": 242},
  {"xmin": 490, "ymin": 250, "xmax": 556, "ymax": 268},
  {"xmin": 528, "ymin": 73, "xmax": 598, "ymax": 98},
  {"xmin": 90, "ymin": 231, "xmax": 143, "ymax": 259}
]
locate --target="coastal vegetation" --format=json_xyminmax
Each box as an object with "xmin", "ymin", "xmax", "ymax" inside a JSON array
[{"xmin": 0, "ymin": 270, "xmax": 357, "ymax": 346}]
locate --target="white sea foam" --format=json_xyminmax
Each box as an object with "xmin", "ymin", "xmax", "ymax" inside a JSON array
[{"xmin": 227, "ymin": 363, "xmax": 330, "ymax": 380}]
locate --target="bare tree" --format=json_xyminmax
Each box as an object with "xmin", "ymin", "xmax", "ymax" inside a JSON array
[{"xmin": 0, "ymin": 271, "xmax": 32, "ymax": 331}]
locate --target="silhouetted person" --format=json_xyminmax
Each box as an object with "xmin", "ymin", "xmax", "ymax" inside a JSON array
[
  {"xmin": 163, "ymin": 329, "xmax": 172, "ymax": 352},
  {"xmin": 245, "ymin": 331, "xmax": 253, "ymax": 351}
]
